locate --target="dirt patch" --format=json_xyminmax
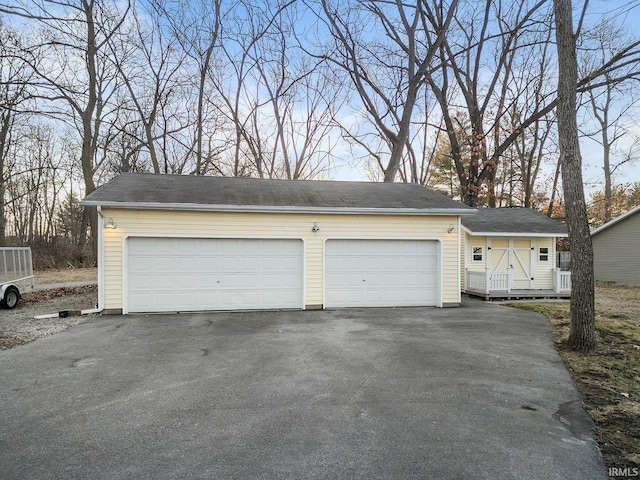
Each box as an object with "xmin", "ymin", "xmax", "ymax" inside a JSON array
[
  {"xmin": 510, "ymin": 284, "xmax": 640, "ymax": 477},
  {"xmin": 1, "ymin": 285, "xmax": 98, "ymax": 350},
  {"xmin": 34, "ymin": 267, "xmax": 97, "ymax": 284}
]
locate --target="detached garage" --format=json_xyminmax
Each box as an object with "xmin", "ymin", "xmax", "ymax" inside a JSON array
[{"xmin": 82, "ymin": 173, "xmax": 473, "ymax": 314}]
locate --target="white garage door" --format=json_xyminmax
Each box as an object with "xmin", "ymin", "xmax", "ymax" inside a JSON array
[
  {"xmin": 325, "ymin": 239, "xmax": 439, "ymax": 308},
  {"xmin": 126, "ymin": 237, "xmax": 303, "ymax": 313}
]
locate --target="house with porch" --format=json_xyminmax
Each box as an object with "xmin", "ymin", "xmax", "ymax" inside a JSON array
[{"xmin": 461, "ymin": 208, "xmax": 571, "ymax": 299}]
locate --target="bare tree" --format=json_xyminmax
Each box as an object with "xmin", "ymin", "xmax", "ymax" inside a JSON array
[
  {"xmin": 554, "ymin": 0, "xmax": 595, "ymax": 352},
  {"xmin": 206, "ymin": 0, "xmax": 336, "ymax": 180},
  {"xmin": 250, "ymin": 3, "xmax": 340, "ymax": 179},
  {"xmin": 4, "ymin": 124, "xmax": 72, "ymax": 244},
  {"xmin": 0, "ymin": 19, "xmax": 33, "ymax": 245},
  {"xmin": 107, "ymin": 2, "xmax": 189, "ymax": 174},
  {"xmin": 428, "ymin": 0, "xmax": 562, "ymax": 206},
  {"xmin": 210, "ymin": 0, "xmax": 285, "ymax": 178},
  {"xmin": 2, "ymin": 0, "xmax": 131, "ymax": 259},
  {"xmin": 317, "ymin": 0, "xmax": 458, "ymax": 182},
  {"xmin": 580, "ymin": 20, "xmax": 639, "ymax": 223},
  {"xmin": 154, "ymin": 0, "xmax": 222, "ymax": 175}
]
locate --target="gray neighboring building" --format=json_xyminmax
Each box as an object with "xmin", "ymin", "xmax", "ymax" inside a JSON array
[{"xmin": 591, "ymin": 205, "xmax": 640, "ymax": 287}]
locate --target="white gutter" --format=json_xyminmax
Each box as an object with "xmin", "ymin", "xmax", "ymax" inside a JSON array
[
  {"xmin": 464, "ymin": 231, "xmax": 568, "ymax": 237},
  {"xmin": 80, "ymin": 201, "xmax": 476, "ymax": 216}
]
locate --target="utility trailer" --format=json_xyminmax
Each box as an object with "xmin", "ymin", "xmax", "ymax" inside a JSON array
[{"xmin": 1, "ymin": 247, "xmax": 34, "ymax": 309}]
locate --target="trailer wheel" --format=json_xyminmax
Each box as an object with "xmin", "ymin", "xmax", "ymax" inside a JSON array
[{"xmin": 1, "ymin": 286, "xmax": 20, "ymax": 309}]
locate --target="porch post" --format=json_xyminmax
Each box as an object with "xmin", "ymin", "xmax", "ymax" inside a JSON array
[
  {"xmin": 507, "ymin": 266, "xmax": 513, "ymax": 293},
  {"xmin": 485, "ymin": 268, "xmax": 490, "ymax": 295},
  {"xmin": 553, "ymin": 268, "xmax": 560, "ymax": 293}
]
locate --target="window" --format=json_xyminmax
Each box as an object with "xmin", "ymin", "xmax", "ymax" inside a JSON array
[
  {"xmin": 472, "ymin": 246, "xmax": 483, "ymax": 262},
  {"xmin": 539, "ymin": 247, "xmax": 549, "ymax": 262}
]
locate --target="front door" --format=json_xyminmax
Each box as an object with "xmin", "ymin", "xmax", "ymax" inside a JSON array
[
  {"xmin": 488, "ymin": 238, "xmax": 534, "ymax": 290},
  {"xmin": 511, "ymin": 239, "xmax": 534, "ymax": 289}
]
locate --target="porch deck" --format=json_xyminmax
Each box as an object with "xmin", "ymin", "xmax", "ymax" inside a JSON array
[
  {"xmin": 464, "ymin": 268, "xmax": 572, "ymax": 301},
  {"xmin": 465, "ymin": 289, "xmax": 571, "ymax": 301}
]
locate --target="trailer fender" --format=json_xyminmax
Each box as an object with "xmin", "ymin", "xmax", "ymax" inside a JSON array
[{"xmin": 1, "ymin": 284, "xmax": 21, "ymax": 309}]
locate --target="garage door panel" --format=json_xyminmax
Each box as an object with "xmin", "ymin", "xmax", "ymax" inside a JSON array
[
  {"xmin": 280, "ymin": 274, "xmax": 299, "ymax": 288},
  {"xmin": 366, "ymin": 274, "xmax": 383, "ymax": 287},
  {"xmin": 241, "ymin": 274, "xmax": 259, "ymax": 288},
  {"xmin": 180, "ymin": 256, "xmax": 198, "ymax": 270},
  {"xmin": 127, "ymin": 237, "xmax": 303, "ymax": 313},
  {"xmin": 155, "ymin": 275, "xmax": 174, "ymax": 289},
  {"xmin": 325, "ymin": 239, "xmax": 439, "ymax": 308},
  {"xmin": 242, "ymin": 257, "xmax": 259, "ymax": 271},
  {"xmin": 200, "ymin": 257, "xmax": 219, "ymax": 270},
  {"xmin": 221, "ymin": 257, "xmax": 238, "ymax": 271},
  {"xmin": 154, "ymin": 256, "xmax": 175, "ymax": 271}
]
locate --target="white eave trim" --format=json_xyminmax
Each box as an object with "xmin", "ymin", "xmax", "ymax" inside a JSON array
[
  {"xmin": 81, "ymin": 201, "xmax": 476, "ymax": 216},
  {"xmin": 591, "ymin": 204, "xmax": 640, "ymax": 236}
]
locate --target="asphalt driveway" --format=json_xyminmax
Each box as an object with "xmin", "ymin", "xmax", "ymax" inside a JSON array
[{"xmin": 0, "ymin": 299, "xmax": 606, "ymax": 479}]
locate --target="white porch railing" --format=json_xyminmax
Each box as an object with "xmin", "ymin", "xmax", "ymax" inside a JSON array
[
  {"xmin": 491, "ymin": 272, "xmax": 510, "ymax": 291},
  {"xmin": 466, "ymin": 268, "xmax": 572, "ymax": 295},
  {"xmin": 467, "ymin": 270, "xmax": 488, "ymax": 293},
  {"xmin": 465, "ymin": 268, "xmax": 513, "ymax": 294},
  {"xmin": 553, "ymin": 268, "xmax": 572, "ymax": 292}
]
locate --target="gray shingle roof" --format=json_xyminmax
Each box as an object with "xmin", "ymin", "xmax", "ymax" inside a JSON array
[
  {"xmin": 461, "ymin": 208, "xmax": 567, "ymax": 235},
  {"xmin": 81, "ymin": 173, "xmax": 473, "ymax": 214}
]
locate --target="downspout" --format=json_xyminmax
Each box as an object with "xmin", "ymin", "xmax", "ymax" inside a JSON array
[{"xmin": 84, "ymin": 206, "xmax": 106, "ymax": 314}]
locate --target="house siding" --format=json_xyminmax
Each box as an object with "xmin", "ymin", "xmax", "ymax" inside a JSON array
[
  {"xmin": 593, "ymin": 212, "xmax": 640, "ymax": 286},
  {"xmin": 462, "ymin": 234, "xmax": 488, "ymax": 292},
  {"xmin": 462, "ymin": 234, "xmax": 556, "ymax": 290},
  {"xmin": 101, "ymin": 208, "xmax": 461, "ymax": 310},
  {"xmin": 532, "ymin": 237, "xmax": 555, "ymax": 289}
]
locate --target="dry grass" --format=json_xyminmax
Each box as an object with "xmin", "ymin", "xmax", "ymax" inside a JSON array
[
  {"xmin": 1, "ymin": 285, "xmax": 97, "ymax": 350},
  {"xmin": 511, "ymin": 284, "xmax": 640, "ymax": 475},
  {"xmin": 34, "ymin": 267, "xmax": 97, "ymax": 285}
]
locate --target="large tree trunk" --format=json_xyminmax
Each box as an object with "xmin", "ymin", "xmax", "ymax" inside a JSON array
[
  {"xmin": 554, "ymin": 0, "xmax": 596, "ymax": 352},
  {"xmin": 80, "ymin": 0, "xmax": 99, "ymax": 263}
]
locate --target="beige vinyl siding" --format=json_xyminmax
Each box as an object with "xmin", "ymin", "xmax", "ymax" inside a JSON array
[
  {"xmin": 463, "ymin": 235, "xmax": 488, "ymax": 291},
  {"xmin": 465, "ymin": 234, "xmax": 488, "ymax": 272},
  {"xmin": 101, "ymin": 208, "xmax": 461, "ymax": 310},
  {"xmin": 532, "ymin": 237, "xmax": 555, "ymax": 289},
  {"xmin": 593, "ymin": 212, "xmax": 640, "ymax": 286},
  {"xmin": 468, "ymin": 236, "xmax": 488, "ymax": 270}
]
